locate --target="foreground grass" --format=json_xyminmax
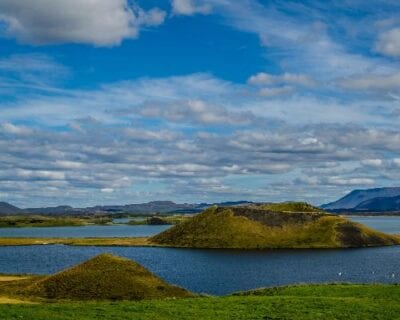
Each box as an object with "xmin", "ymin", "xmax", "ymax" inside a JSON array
[{"xmin": 1, "ymin": 284, "xmax": 400, "ymax": 319}]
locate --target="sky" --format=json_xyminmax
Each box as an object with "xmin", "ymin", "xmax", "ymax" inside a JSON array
[{"xmin": 0, "ymin": 0, "xmax": 400, "ymax": 207}]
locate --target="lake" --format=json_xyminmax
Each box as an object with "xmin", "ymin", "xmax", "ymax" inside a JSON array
[
  {"xmin": 0, "ymin": 225, "xmax": 170, "ymax": 238},
  {"xmin": 1, "ymin": 215, "xmax": 399, "ymax": 238},
  {"xmin": 348, "ymin": 216, "xmax": 400, "ymax": 234},
  {"xmin": 0, "ymin": 245, "xmax": 399, "ymax": 295},
  {"xmin": 1, "ymin": 216, "xmax": 400, "ymax": 295}
]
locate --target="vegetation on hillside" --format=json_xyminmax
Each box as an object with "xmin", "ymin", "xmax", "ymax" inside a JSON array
[
  {"xmin": 23, "ymin": 254, "xmax": 191, "ymax": 301},
  {"xmin": 256, "ymin": 201, "xmax": 323, "ymax": 213},
  {"xmin": 151, "ymin": 205, "xmax": 400, "ymax": 249},
  {"xmin": 127, "ymin": 215, "xmax": 193, "ymax": 226},
  {"xmin": 1, "ymin": 284, "xmax": 400, "ymax": 319}
]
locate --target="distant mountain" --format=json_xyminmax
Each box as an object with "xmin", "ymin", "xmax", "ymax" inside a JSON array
[
  {"xmin": 321, "ymin": 187, "xmax": 400, "ymax": 211},
  {"xmin": 6, "ymin": 200, "xmax": 254, "ymax": 216},
  {"xmin": 89, "ymin": 201, "xmax": 196, "ymax": 214},
  {"xmin": 0, "ymin": 202, "xmax": 22, "ymax": 215},
  {"xmin": 354, "ymin": 195, "xmax": 400, "ymax": 212},
  {"xmin": 25, "ymin": 205, "xmax": 77, "ymax": 215}
]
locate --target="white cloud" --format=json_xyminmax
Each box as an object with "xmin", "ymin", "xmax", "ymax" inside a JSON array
[
  {"xmin": 16, "ymin": 169, "xmax": 65, "ymax": 181},
  {"xmin": 361, "ymin": 159, "xmax": 383, "ymax": 167},
  {"xmin": 1, "ymin": 123, "xmax": 33, "ymax": 135},
  {"xmin": 171, "ymin": 0, "xmax": 212, "ymax": 15},
  {"xmin": 340, "ymin": 72, "xmax": 400, "ymax": 91},
  {"xmin": 324, "ymin": 177, "xmax": 375, "ymax": 186},
  {"xmin": 137, "ymin": 99, "xmax": 260, "ymax": 126},
  {"xmin": 0, "ymin": 0, "xmax": 166, "ymax": 46},
  {"xmin": 258, "ymin": 86, "xmax": 293, "ymax": 97},
  {"xmin": 248, "ymin": 72, "xmax": 316, "ymax": 87},
  {"xmin": 375, "ymin": 28, "xmax": 400, "ymax": 57}
]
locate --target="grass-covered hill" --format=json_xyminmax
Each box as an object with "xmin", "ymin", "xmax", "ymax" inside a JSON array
[
  {"xmin": 24, "ymin": 254, "xmax": 192, "ymax": 301},
  {"xmin": 151, "ymin": 203, "xmax": 400, "ymax": 249}
]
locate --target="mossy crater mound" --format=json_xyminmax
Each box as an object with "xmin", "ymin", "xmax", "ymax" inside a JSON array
[
  {"xmin": 25, "ymin": 254, "xmax": 191, "ymax": 301},
  {"xmin": 151, "ymin": 204, "xmax": 400, "ymax": 249}
]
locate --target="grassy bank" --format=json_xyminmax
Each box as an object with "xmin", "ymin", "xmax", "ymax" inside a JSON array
[
  {"xmin": 0, "ymin": 284, "xmax": 400, "ymax": 319},
  {"xmin": 0, "ymin": 237, "xmax": 154, "ymax": 246},
  {"xmin": 0, "ymin": 216, "xmax": 112, "ymax": 228}
]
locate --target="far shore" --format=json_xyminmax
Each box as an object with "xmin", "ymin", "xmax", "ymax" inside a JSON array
[{"xmin": 0, "ymin": 236, "xmax": 399, "ymax": 249}]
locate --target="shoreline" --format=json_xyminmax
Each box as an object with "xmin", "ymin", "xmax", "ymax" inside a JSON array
[{"xmin": 0, "ymin": 236, "xmax": 399, "ymax": 249}]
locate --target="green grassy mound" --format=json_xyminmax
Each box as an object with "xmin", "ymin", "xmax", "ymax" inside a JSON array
[
  {"xmin": 151, "ymin": 205, "xmax": 400, "ymax": 249},
  {"xmin": 24, "ymin": 254, "xmax": 192, "ymax": 301}
]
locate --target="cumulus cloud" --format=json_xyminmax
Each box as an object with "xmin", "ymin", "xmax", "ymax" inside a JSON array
[
  {"xmin": 1, "ymin": 69, "xmax": 400, "ymax": 205},
  {"xmin": 375, "ymin": 28, "xmax": 400, "ymax": 57},
  {"xmin": 247, "ymin": 72, "xmax": 315, "ymax": 98},
  {"xmin": 171, "ymin": 0, "xmax": 212, "ymax": 15},
  {"xmin": 0, "ymin": 0, "xmax": 166, "ymax": 46}
]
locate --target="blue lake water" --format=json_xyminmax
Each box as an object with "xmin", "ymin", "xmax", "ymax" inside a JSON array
[
  {"xmin": 0, "ymin": 225, "xmax": 170, "ymax": 238},
  {"xmin": 1, "ymin": 216, "xmax": 400, "ymax": 295},
  {"xmin": 348, "ymin": 216, "xmax": 400, "ymax": 234},
  {"xmin": 0, "ymin": 245, "xmax": 399, "ymax": 295}
]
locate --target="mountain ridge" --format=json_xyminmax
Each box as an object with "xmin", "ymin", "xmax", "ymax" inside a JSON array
[
  {"xmin": 322, "ymin": 187, "xmax": 400, "ymax": 211},
  {"xmin": 0, "ymin": 200, "xmax": 253, "ymax": 215}
]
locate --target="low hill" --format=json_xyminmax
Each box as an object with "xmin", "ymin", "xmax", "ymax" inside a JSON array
[
  {"xmin": 322, "ymin": 187, "xmax": 400, "ymax": 210},
  {"xmin": 25, "ymin": 254, "xmax": 192, "ymax": 301},
  {"xmin": 0, "ymin": 202, "xmax": 21, "ymax": 215},
  {"xmin": 151, "ymin": 205, "xmax": 399, "ymax": 249}
]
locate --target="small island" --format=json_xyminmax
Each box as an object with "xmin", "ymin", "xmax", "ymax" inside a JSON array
[{"xmin": 151, "ymin": 202, "xmax": 400, "ymax": 249}]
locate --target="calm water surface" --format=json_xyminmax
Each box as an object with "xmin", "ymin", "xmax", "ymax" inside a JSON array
[
  {"xmin": 1, "ymin": 216, "xmax": 400, "ymax": 295},
  {"xmin": 0, "ymin": 245, "xmax": 399, "ymax": 295},
  {"xmin": 348, "ymin": 216, "xmax": 400, "ymax": 234},
  {"xmin": 0, "ymin": 225, "xmax": 170, "ymax": 238}
]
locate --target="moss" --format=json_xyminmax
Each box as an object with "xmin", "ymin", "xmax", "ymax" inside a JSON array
[{"xmin": 24, "ymin": 254, "xmax": 192, "ymax": 301}]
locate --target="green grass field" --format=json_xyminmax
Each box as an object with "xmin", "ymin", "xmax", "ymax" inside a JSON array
[{"xmin": 1, "ymin": 284, "xmax": 399, "ymax": 319}]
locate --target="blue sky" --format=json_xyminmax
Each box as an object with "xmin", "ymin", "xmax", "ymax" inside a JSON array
[{"xmin": 0, "ymin": 0, "xmax": 400, "ymax": 207}]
